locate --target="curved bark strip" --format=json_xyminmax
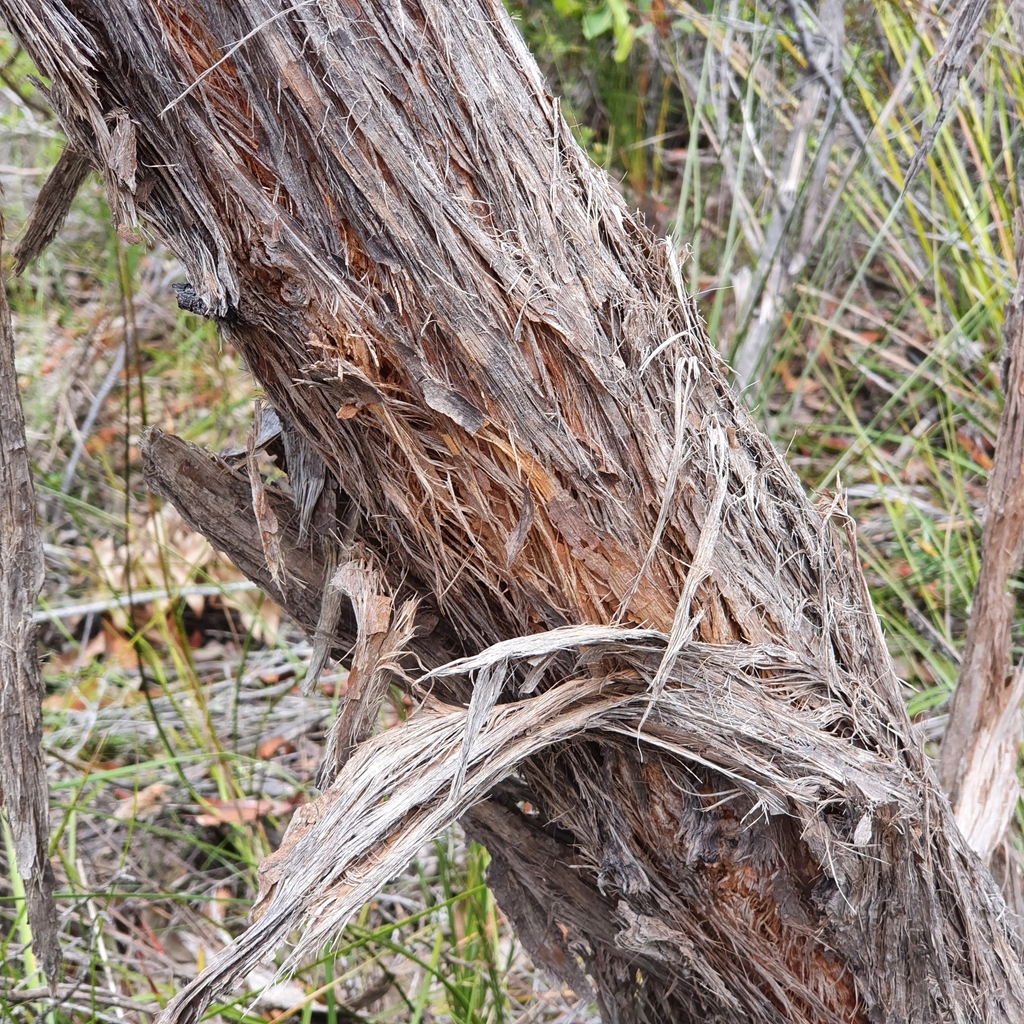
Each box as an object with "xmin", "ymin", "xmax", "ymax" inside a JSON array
[
  {"xmin": 4, "ymin": 1, "xmax": 1024, "ymax": 1020},
  {"xmin": 157, "ymin": 633, "xmax": 922, "ymax": 1024}
]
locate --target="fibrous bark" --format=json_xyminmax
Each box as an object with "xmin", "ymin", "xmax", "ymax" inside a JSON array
[
  {"xmin": 4, "ymin": 1, "xmax": 1024, "ymax": 1022},
  {"xmin": 0, "ymin": 229, "xmax": 60, "ymax": 986}
]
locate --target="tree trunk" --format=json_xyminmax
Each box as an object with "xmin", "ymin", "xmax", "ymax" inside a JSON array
[
  {"xmin": 0, "ymin": 232, "xmax": 60, "ymax": 986},
  {"xmin": 939, "ymin": 208, "xmax": 1024, "ymax": 860},
  {"xmin": 4, "ymin": 1, "xmax": 1023, "ymax": 1021}
]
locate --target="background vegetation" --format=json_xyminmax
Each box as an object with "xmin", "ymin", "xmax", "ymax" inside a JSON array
[{"xmin": 2, "ymin": 1, "xmax": 1021, "ymax": 1020}]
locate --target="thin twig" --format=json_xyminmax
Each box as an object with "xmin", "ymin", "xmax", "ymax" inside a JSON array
[{"xmin": 32, "ymin": 581, "xmax": 259, "ymax": 624}]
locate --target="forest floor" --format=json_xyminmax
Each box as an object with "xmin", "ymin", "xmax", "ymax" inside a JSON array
[{"xmin": 3, "ymin": 2, "xmax": 1024, "ymax": 1022}]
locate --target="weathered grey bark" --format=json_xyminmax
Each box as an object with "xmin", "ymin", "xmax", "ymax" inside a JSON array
[
  {"xmin": 4, "ymin": 2, "xmax": 1024, "ymax": 1022},
  {"xmin": 0, "ymin": 229, "xmax": 60, "ymax": 985},
  {"xmin": 940, "ymin": 210, "xmax": 1024, "ymax": 862}
]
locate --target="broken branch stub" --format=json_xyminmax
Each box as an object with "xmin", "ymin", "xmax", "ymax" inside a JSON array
[
  {"xmin": 11, "ymin": 143, "xmax": 92, "ymax": 275},
  {"xmin": 6, "ymin": 0, "xmax": 1024, "ymax": 1020}
]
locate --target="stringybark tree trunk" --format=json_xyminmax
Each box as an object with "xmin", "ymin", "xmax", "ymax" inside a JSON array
[
  {"xmin": 0, "ymin": 229, "xmax": 60, "ymax": 989},
  {"xmin": 4, "ymin": 2, "xmax": 1024, "ymax": 1022}
]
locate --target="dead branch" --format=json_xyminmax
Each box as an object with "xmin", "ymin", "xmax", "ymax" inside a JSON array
[
  {"xmin": 11, "ymin": 142, "xmax": 92, "ymax": 274},
  {"xmin": 140, "ymin": 428, "xmax": 465, "ymax": 692},
  {"xmin": 142, "ymin": 428, "xmax": 343, "ymax": 629}
]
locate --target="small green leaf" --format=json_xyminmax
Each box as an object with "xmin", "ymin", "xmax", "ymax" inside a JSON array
[
  {"xmin": 613, "ymin": 22, "xmax": 636, "ymax": 62},
  {"xmin": 606, "ymin": 0, "xmax": 631, "ymax": 30},
  {"xmin": 552, "ymin": 0, "xmax": 584, "ymax": 15},
  {"xmin": 581, "ymin": 4, "xmax": 614, "ymax": 39}
]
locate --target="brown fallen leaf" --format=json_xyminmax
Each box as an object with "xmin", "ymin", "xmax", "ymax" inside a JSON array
[
  {"xmin": 113, "ymin": 782, "xmax": 171, "ymax": 821},
  {"xmin": 193, "ymin": 798, "xmax": 292, "ymax": 827},
  {"xmin": 956, "ymin": 428, "xmax": 995, "ymax": 471},
  {"xmin": 256, "ymin": 736, "xmax": 296, "ymax": 760}
]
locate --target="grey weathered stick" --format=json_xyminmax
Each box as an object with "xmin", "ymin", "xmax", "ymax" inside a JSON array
[
  {"xmin": 0, "ymin": 227, "xmax": 61, "ymax": 985},
  {"xmin": 940, "ymin": 208, "xmax": 1024, "ymax": 858},
  {"xmin": 32, "ymin": 580, "xmax": 259, "ymax": 624},
  {"xmin": 731, "ymin": 21, "xmax": 829, "ymax": 387},
  {"xmin": 901, "ymin": 0, "xmax": 991, "ymax": 197}
]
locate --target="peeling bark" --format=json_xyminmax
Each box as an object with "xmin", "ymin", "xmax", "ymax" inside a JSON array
[
  {"xmin": 940, "ymin": 209, "xmax": 1024, "ymax": 861},
  {"xmin": 4, "ymin": 2, "xmax": 1024, "ymax": 1021}
]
